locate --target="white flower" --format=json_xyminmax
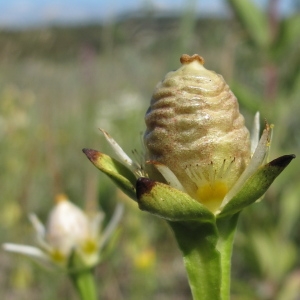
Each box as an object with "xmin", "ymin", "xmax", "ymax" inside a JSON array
[{"xmin": 3, "ymin": 194, "xmax": 123, "ymax": 268}]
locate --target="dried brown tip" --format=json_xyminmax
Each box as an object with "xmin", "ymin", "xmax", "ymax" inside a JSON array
[
  {"xmin": 268, "ymin": 154, "xmax": 296, "ymax": 168},
  {"xmin": 136, "ymin": 177, "xmax": 156, "ymax": 201},
  {"xmin": 82, "ymin": 148, "xmax": 101, "ymax": 163},
  {"xmin": 180, "ymin": 54, "xmax": 205, "ymax": 65}
]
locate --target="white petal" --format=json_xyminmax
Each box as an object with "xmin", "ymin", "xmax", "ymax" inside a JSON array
[
  {"xmin": 250, "ymin": 123, "xmax": 272, "ymax": 167},
  {"xmin": 99, "ymin": 128, "xmax": 141, "ymax": 173},
  {"xmin": 2, "ymin": 243, "xmax": 50, "ymax": 261},
  {"xmin": 251, "ymin": 112, "xmax": 260, "ymax": 155},
  {"xmin": 151, "ymin": 162, "xmax": 186, "ymax": 192},
  {"xmin": 46, "ymin": 200, "xmax": 90, "ymax": 254},
  {"xmin": 99, "ymin": 204, "xmax": 124, "ymax": 250},
  {"xmin": 89, "ymin": 211, "xmax": 105, "ymax": 238},
  {"xmin": 29, "ymin": 213, "xmax": 45, "ymax": 239},
  {"xmin": 28, "ymin": 213, "xmax": 52, "ymax": 251},
  {"xmin": 221, "ymin": 123, "xmax": 272, "ymax": 208}
]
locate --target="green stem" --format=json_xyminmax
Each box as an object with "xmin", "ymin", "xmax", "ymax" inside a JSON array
[
  {"xmin": 169, "ymin": 214, "xmax": 239, "ymax": 300},
  {"xmin": 169, "ymin": 221, "xmax": 222, "ymax": 300},
  {"xmin": 70, "ymin": 268, "xmax": 98, "ymax": 300},
  {"xmin": 216, "ymin": 213, "xmax": 240, "ymax": 300}
]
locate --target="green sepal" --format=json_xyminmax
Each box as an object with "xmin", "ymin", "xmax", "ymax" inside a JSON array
[
  {"xmin": 218, "ymin": 154, "xmax": 296, "ymax": 218},
  {"xmin": 83, "ymin": 148, "xmax": 137, "ymax": 201},
  {"xmin": 136, "ymin": 177, "xmax": 214, "ymax": 222}
]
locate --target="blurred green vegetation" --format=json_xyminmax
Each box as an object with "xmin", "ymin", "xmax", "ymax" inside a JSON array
[{"xmin": 1, "ymin": 1, "xmax": 300, "ymax": 299}]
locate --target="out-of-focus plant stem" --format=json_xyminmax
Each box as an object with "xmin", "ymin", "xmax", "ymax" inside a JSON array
[{"xmin": 70, "ymin": 269, "xmax": 98, "ymax": 300}]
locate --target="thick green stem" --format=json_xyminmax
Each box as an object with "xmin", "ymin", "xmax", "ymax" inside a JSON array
[
  {"xmin": 70, "ymin": 268, "xmax": 98, "ymax": 300},
  {"xmin": 169, "ymin": 221, "xmax": 222, "ymax": 300},
  {"xmin": 217, "ymin": 213, "xmax": 240, "ymax": 300},
  {"xmin": 169, "ymin": 214, "xmax": 239, "ymax": 300}
]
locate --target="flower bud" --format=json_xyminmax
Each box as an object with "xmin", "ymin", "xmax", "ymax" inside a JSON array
[
  {"xmin": 45, "ymin": 194, "xmax": 95, "ymax": 263},
  {"xmin": 144, "ymin": 54, "xmax": 251, "ymax": 212}
]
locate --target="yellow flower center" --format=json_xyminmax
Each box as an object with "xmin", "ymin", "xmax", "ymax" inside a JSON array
[
  {"xmin": 185, "ymin": 159, "xmax": 234, "ymax": 213},
  {"xmin": 81, "ymin": 238, "xmax": 97, "ymax": 255},
  {"xmin": 134, "ymin": 248, "xmax": 156, "ymax": 270},
  {"xmin": 49, "ymin": 249, "xmax": 66, "ymax": 264},
  {"xmin": 196, "ymin": 180, "xmax": 228, "ymax": 213}
]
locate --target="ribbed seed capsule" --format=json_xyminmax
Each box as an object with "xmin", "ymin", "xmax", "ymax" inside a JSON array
[{"xmin": 144, "ymin": 54, "xmax": 251, "ymax": 213}]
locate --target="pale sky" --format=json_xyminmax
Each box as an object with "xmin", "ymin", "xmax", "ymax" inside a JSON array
[{"xmin": 0, "ymin": 0, "xmax": 296, "ymax": 28}]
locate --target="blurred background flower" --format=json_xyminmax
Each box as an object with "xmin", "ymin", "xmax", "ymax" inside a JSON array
[{"xmin": 3, "ymin": 194, "xmax": 123, "ymax": 268}]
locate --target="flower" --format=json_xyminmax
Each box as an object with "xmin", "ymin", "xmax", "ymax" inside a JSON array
[
  {"xmin": 83, "ymin": 54, "xmax": 295, "ymax": 221},
  {"xmin": 3, "ymin": 194, "xmax": 123, "ymax": 268}
]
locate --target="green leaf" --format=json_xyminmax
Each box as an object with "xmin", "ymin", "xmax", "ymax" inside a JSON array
[
  {"xmin": 274, "ymin": 14, "xmax": 300, "ymax": 61},
  {"xmin": 273, "ymin": 15, "xmax": 300, "ymax": 95},
  {"xmin": 228, "ymin": 0, "xmax": 271, "ymax": 49},
  {"xmin": 83, "ymin": 148, "xmax": 137, "ymax": 201},
  {"xmin": 218, "ymin": 154, "xmax": 296, "ymax": 218},
  {"xmin": 136, "ymin": 177, "xmax": 214, "ymax": 222}
]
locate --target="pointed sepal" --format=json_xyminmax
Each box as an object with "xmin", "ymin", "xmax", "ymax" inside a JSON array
[
  {"xmin": 83, "ymin": 148, "xmax": 137, "ymax": 201},
  {"xmin": 136, "ymin": 177, "xmax": 215, "ymax": 222},
  {"xmin": 218, "ymin": 154, "xmax": 296, "ymax": 218}
]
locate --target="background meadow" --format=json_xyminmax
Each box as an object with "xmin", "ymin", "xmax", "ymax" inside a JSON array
[{"xmin": 1, "ymin": 1, "xmax": 300, "ymax": 299}]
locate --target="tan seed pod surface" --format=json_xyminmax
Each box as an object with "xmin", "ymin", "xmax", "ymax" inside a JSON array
[{"xmin": 144, "ymin": 54, "xmax": 251, "ymax": 212}]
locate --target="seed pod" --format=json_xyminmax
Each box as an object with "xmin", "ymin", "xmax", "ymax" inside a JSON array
[{"xmin": 144, "ymin": 54, "xmax": 251, "ymax": 212}]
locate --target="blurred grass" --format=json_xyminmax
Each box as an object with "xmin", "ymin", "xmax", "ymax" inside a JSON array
[{"xmin": 1, "ymin": 3, "xmax": 300, "ymax": 299}]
